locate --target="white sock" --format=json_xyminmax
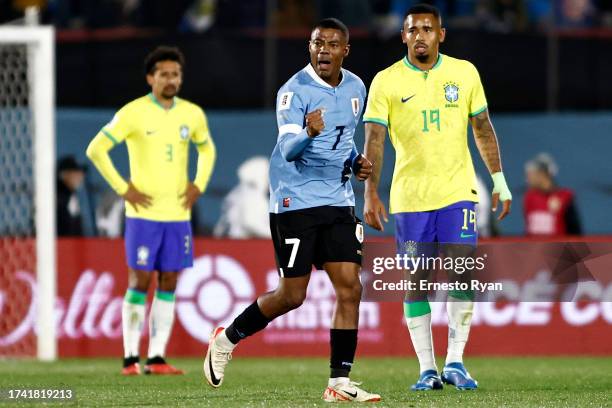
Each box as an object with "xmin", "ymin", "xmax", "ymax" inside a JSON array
[
  {"xmin": 122, "ymin": 290, "xmax": 146, "ymax": 359},
  {"xmin": 405, "ymin": 313, "xmax": 437, "ymax": 373},
  {"xmin": 328, "ymin": 377, "xmax": 350, "ymax": 387},
  {"xmin": 216, "ymin": 329, "xmax": 237, "ymax": 351},
  {"xmin": 445, "ymin": 299, "xmax": 474, "ymax": 365},
  {"xmin": 147, "ymin": 291, "xmax": 176, "ymax": 359}
]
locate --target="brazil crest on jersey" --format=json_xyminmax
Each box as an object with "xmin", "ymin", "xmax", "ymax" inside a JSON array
[
  {"xmin": 364, "ymin": 54, "xmax": 488, "ymax": 213},
  {"xmin": 269, "ymin": 64, "xmax": 366, "ymax": 213}
]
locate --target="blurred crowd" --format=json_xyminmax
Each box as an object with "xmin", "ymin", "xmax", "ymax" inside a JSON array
[{"xmin": 1, "ymin": 0, "xmax": 611, "ymax": 34}]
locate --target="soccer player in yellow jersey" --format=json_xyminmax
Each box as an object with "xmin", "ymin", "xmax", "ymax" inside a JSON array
[
  {"xmin": 86, "ymin": 46, "xmax": 216, "ymax": 376},
  {"xmin": 363, "ymin": 4, "xmax": 512, "ymax": 391}
]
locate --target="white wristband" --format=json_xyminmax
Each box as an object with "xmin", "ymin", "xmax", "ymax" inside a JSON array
[{"xmin": 491, "ymin": 172, "xmax": 512, "ymax": 201}]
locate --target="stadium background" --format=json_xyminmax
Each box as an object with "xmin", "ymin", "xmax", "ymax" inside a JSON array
[{"xmin": 1, "ymin": 0, "xmax": 612, "ymax": 364}]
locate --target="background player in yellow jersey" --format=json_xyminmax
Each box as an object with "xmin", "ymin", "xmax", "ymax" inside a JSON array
[
  {"xmin": 363, "ymin": 4, "xmax": 512, "ymax": 391},
  {"xmin": 86, "ymin": 46, "xmax": 216, "ymax": 375}
]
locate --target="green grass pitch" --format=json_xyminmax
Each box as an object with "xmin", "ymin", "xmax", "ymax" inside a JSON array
[{"xmin": 1, "ymin": 357, "xmax": 610, "ymax": 407}]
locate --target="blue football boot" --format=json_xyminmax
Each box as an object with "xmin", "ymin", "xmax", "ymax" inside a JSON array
[
  {"xmin": 410, "ymin": 369, "xmax": 444, "ymax": 391},
  {"xmin": 441, "ymin": 362, "xmax": 478, "ymax": 390}
]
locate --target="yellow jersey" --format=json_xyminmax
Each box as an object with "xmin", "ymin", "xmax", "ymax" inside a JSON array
[
  {"xmin": 363, "ymin": 54, "xmax": 487, "ymax": 213},
  {"xmin": 86, "ymin": 93, "xmax": 215, "ymax": 221}
]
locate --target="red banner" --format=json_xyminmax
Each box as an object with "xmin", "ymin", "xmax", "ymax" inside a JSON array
[{"xmin": 1, "ymin": 238, "xmax": 611, "ymax": 357}]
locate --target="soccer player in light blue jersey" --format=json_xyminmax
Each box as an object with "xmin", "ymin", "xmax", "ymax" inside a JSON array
[{"xmin": 203, "ymin": 18, "xmax": 381, "ymax": 403}]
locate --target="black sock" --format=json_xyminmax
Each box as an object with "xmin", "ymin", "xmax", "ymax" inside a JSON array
[
  {"xmin": 225, "ymin": 301, "xmax": 271, "ymax": 344},
  {"xmin": 330, "ymin": 329, "xmax": 358, "ymax": 378},
  {"xmin": 145, "ymin": 356, "xmax": 165, "ymax": 365},
  {"xmin": 123, "ymin": 356, "xmax": 139, "ymax": 367}
]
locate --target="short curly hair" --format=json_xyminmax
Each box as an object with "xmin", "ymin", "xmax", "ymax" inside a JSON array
[{"xmin": 144, "ymin": 46, "xmax": 185, "ymax": 75}]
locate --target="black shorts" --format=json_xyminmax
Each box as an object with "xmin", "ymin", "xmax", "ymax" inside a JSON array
[{"xmin": 269, "ymin": 206, "xmax": 363, "ymax": 278}]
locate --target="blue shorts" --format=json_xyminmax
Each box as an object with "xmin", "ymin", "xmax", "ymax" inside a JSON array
[
  {"xmin": 395, "ymin": 201, "xmax": 478, "ymax": 254},
  {"xmin": 125, "ymin": 217, "xmax": 193, "ymax": 272}
]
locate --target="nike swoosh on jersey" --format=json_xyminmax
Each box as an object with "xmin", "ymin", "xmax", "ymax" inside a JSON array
[
  {"xmin": 401, "ymin": 95, "xmax": 416, "ymax": 103},
  {"xmin": 146, "ymin": 130, "xmax": 157, "ymax": 135},
  {"xmin": 460, "ymin": 232, "xmax": 475, "ymax": 238}
]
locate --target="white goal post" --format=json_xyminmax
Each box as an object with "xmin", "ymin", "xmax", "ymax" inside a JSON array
[{"xmin": 0, "ymin": 26, "xmax": 56, "ymax": 360}]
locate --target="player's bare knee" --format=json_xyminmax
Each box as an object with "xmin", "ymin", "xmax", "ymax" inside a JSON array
[
  {"xmin": 336, "ymin": 282, "xmax": 362, "ymax": 306},
  {"xmin": 286, "ymin": 292, "xmax": 307, "ymax": 310},
  {"xmin": 134, "ymin": 278, "xmax": 150, "ymax": 293},
  {"xmin": 128, "ymin": 269, "xmax": 151, "ymax": 292},
  {"xmin": 405, "ymin": 291, "xmax": 427, "ymax": 303},
  {"xmin": 279, "ymin": 289, "xmax": 307, "ymax": 311},
  {"xmin": 158, "ymin": 271, "xmax": 178, "ymax": 292},
  {"xmin": 441, "ymin": 243, "xmax": 475, "ymax": 259}
]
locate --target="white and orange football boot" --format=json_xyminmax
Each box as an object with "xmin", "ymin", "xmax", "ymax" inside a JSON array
[
  {"xmin": 203, "ymin": 327, "xmax": 233, "ymax": 388},
  {"xmin": 322, "ymin": 381, "xmax": 381, "ymax": 403}
]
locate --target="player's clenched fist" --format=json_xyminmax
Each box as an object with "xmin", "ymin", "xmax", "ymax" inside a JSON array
[
  {"xmin": 354, "ymin": 155, "xmax": 373, "ymax": 181},
  {"xmin": 305, "ymin": 109, "xmax": 325, "ymax": 137}
]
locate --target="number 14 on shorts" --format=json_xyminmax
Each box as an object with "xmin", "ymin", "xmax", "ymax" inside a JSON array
[{"xmin": 462, "ymin": 209, "xmax": 476, "ymax": 231}]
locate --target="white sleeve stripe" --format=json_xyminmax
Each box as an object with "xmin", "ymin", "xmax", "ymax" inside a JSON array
[{"xmin": 278, "ymin": 124, "xmax": 303, "ymax": 136}]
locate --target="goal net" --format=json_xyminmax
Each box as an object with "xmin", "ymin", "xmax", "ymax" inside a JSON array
[{"xmin": 0, "ymin": 26, "xmax": 56, "ymax": 360}]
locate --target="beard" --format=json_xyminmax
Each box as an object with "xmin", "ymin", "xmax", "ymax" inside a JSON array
[
  {"xmin": 317, "ymin": 69, "xmax": 331, "ymax": 78},
  {"xmin": 162, "ymin": 86, "xmax": 178, "ymax": 99},
  {"xmin": 415, "ymin": 53, "xmax": 429, "ymax": 62}
]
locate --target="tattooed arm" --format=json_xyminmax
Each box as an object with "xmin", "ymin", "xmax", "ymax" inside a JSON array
[
  {"xmin": 471, "ymin": 109, "xmax": 501, "ymax": 174},
  {"xmin": 470, "ymin": 109, "xmax": 512, "ymax": 220},
  {"xmin": 363, "ymin": 122, "xmax": 389, "ymax": 231}
]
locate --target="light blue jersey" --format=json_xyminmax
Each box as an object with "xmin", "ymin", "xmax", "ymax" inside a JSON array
[{"xmin": 269, "ymin": 64, "xmax": 366, "ymax": 213}]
